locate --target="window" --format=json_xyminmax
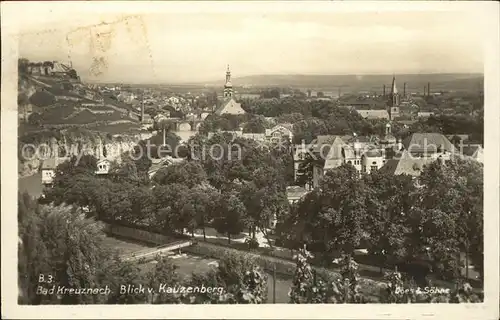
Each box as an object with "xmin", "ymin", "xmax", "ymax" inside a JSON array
[
  {"xmin": 370, "ymin": 165, "xmax": 378, "ymax": 171},
  {"xmin": 347, "ymin": 160, "xmax": 352, "ymax": 165}
]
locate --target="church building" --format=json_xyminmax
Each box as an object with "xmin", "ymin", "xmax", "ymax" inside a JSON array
[{"xmin": 213, "ymin": 65, "xmax": 246, "ymax": 116}]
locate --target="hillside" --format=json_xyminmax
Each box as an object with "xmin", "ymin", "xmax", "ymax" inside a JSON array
[
  {"xmin": 18, "ymin": 68, "xmax": 142, "ymax": 135},
  {"xmin": 201, "ymin": 73, "xmax": 483, "ymax": 93}
]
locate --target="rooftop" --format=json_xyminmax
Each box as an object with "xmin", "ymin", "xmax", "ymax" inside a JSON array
[
  {"xmin": 380, "ymin": 151, "xmax": 436, "ymax": 176},
  {"xmin": 356, "ymin": 109, "xmax": 390, "ymax": 120},
  {"xmin": 402, "ymin": 133, "xmax": 456, "ymax": 154}
]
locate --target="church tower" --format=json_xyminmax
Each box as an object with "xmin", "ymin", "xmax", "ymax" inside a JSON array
[
  {"xmin": 223, "ymin": 65, "xmax": 233, "ymax": 98},
  {"xmin": 388, "ymin": 75, "xmax": 400, "ymax": 120},
  {"xmin": 390, "ymin": 75, "xmax": 400, "ymax": 107}
]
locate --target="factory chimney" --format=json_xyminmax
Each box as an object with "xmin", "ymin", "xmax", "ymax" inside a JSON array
[
  {"xmin": 140, "ymin": 102, "xmax": 145, "ymax": 123},
  {"xmin": 403, "ymin": 83, "xmax": 406, "ymax": 97},
  {"xmin": 383, "ymin": 85, "xmax": 386, "ymax": 97},
  {"xmin": 427, "ymin": 82, "xmax": 431, "ymax": 97}
]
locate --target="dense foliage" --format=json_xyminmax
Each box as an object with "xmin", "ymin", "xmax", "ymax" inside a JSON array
[{"xmin": 280, "ymin": 159, "xmax": 483, "ymax": 284}]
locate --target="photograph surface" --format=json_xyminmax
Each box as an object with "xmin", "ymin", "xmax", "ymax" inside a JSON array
[{"xmin": 2, "ymin": 1, "xmax": 499, "ymax": 319}]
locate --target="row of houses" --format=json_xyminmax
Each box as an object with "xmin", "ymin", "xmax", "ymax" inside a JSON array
[
  {"xmin": 286, "ymin": 131, "xmax": 483, "ymax": 204},
  {"xmin": 207, "ymin": 123, "xmax": 294, "ymax": 144}
]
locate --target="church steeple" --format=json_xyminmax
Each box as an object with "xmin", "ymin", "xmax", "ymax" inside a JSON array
[
  {"xmin": 223, "ymin": 64, "xmax": 233, "ymax": 98},
  {"xmin": 390, "ymin": 75, "xmax": 400, "ymax": 107},
  {"xmin": 225, "ymin": 65, "xmax": 231, "ymax": 84}
]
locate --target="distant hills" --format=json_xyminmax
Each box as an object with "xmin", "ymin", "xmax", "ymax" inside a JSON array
[{"xmin": 199, "ymin": 73, "xmax": 483, "ymax": 93}]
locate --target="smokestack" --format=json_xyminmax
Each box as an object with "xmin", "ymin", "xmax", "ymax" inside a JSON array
[
  {"xmin": 427, "ymin": 82, "xmax": 431, "ymax": 97},
  {"xmin": 140, "ymin": 102, "xmax": 144, "ymax": 122},
  {"xmin": 403, "ymin": 83, "xmax": 406, "ymax": 97},
  {"xmin": 424, "ymin": 86, "xmax": 426, "ymax": 97},
  {"xmin": 383, "ymin": 85, "xmax": 386, "ymax": 97}
]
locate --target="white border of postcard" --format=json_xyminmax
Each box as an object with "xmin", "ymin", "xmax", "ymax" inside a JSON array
[{"xmin": 2, "ymin": 1, "xmax": 499, "ymax": 319}]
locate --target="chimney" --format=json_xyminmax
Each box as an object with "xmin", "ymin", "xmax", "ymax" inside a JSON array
[
  {"xmin": 403, "ymin": 83, "xmax": 406, "ymax": 97},
  {"xmin": 383, "ymin": 85, "xmax": 386, "ymax": 97},
  {"xmin": 423, "ymin": 86, "xmax": 426, "ymax": 97},
  {"xmin": 427, "ymin": 82, "xmax": 430, "ymax": 97},
  {"xmin": 140, "ymin": 102, "xmax": 145, "ymax": 122}
]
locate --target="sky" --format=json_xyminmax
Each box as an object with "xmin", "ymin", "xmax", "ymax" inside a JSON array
[{"xmin": 15, "ymin": 4, "xmax": 485, "ymax": 84}]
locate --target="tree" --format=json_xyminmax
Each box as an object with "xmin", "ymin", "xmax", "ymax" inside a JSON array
[
  {"xmin": 18, "ymin": 58, "xmax": 30, "ymax": 74},
  {"xmin": 152, "ymin": 161, "xmax": 207, "ymax": 188},
  {"xmin": 28, "ymin": 112, "xmax": 43, "ymax": 126},
  {"xmin": 213, "ymin": 191, "xmax": 246, "ymax": 244},
  {"xmin": 189, "ymin": 184, "xmax": 220, "ymax": 240},
  {"xmin": 317, "ymin": 165, "xmax": 368, "ymax": 256},
  {"xmin": 289, "ymin": 246, "xmax": 365, "ymax": 303},
  {"xmin": 363, "ymin": 171, "xmax": 416, "ymax": 272},
  {"xmin": 68, "ymin": 69, "xmax": 79, "ymax": 79},
  {"xmin": 188, "ymin": 252, "xmax": 268, "ymax": 303},
  {"xmin": 108, "ymin": 159, "xmax": 140, "ymax": 184},
  {"xmin": 416, "ymin": 159, "xmax": 483, "ymax": 281},
  {"xmin": 18, "ymin": 196, "xmax": 114, "ymax": 305},
  {"xmin": 101, "ymin": 258, "xmax": 148, "ymax": 304},
  {"xmin": 289, "ymin": 245, "xmax": 320, "ymax": 303},
  {"xmin": 146, "ymin": 256, "xmax": 182, "ymax": 304},
  {"xmin": 153, "ymin": 183, "xmax": 192, "ymax": 234},
  {"xmin": 295, "ymin": 152, "xmax": 317, "ymax": 188},
  {"xmin": 242, "ymin": 115, "xmax": 268, "ymax": 133}
]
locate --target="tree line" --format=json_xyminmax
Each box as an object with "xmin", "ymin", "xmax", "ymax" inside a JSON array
[
  {"xmin": 279, "ymin": 160, "xmax": 483, "ymax": 284},
  {"xmin": 42, "ymin": 133, "xmax": 293, "ymax": 246},
  {"xmin": 19, "ymin": 192, "xmax": 482, "ymax": 305}
]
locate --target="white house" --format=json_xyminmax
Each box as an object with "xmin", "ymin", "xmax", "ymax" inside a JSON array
[
  {"xmin": 41, "ymin": 157, "xmax": 70, "ymax": 185},
  {"xmin": 265, "ymin": 123, "xmax": 294, "ymax": 143},
  {"xmin": 95, "ymin": 159, "xmax": 111, "ymax": 175}
]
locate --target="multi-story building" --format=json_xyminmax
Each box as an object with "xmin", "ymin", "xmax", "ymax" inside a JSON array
[{"xmin": 310, "ymin": 135, "xmax": 387, "ymax": 188}]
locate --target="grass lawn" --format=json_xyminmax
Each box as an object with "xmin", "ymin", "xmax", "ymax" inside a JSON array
[{"xmin": 102, "ymin": 235, "xmax": 156, "ymax": 256}]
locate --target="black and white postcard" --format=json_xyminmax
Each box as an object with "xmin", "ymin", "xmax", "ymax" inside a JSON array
[{"xmin": 1, "ymin": 1, "xmax": 499, "ymax": 319}]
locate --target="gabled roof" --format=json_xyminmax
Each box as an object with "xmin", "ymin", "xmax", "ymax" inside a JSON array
[
  {"xmin": 213, "ymin": 98, "xmax": 245, "ymax": 115},
  {"xmin": 41, "ymin": 158, "xmax": 57, "ymax": 170},
  {"xmin": 96, "ymin": 158, "xmax": 110, "ymax": 165},
  {"xmin": 402, "ymin": 133, "xmax": 456, "ymax": 154},
  {"xmin": 324, "ymin": 138, "xmax": 345, "ymax": 169},
  {"xmin": 446, "ymin": 134, "xmax": 470, "ymax": 142},
  {"xmin": 461, "ymin": 145, "xmax": 482, "ymax": 157},
  {"xmin": 41, "ymin": 157, "xmax": 70, "ymax": 170},
  {"xmin": 380, "ymin": 151, "xmax": 435, "ymax": 176}
]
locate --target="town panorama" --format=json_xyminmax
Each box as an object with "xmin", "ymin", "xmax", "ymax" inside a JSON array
[{"xmin": 15, "ymin": 9, "xmax": 485, "ymax": 307}]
